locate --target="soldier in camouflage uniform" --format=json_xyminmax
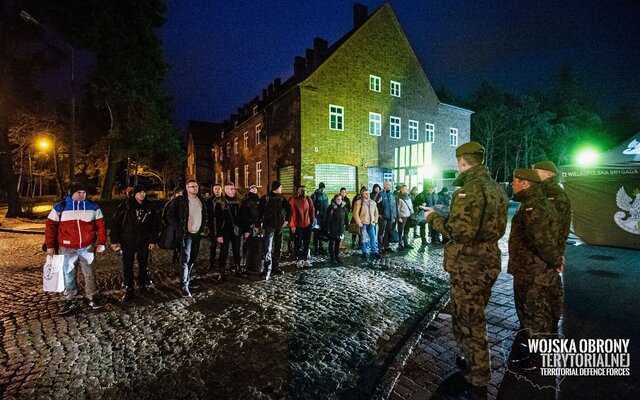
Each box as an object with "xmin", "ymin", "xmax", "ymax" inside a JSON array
[
  {"xmin": 533, "ymin": 161, "xmax": 571, "ymax": 328},
  {"xmin": 426, "ymin": 142, "xmax": 509, "ymax": 400},
  {"xmin": 508, "ymin": 169, "xmax": 564, "ymax": 371}
]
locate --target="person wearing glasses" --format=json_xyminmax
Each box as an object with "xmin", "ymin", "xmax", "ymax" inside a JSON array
[
  {"xmin": 167, "ymin": 179, "xmax": 207, "ymax": 297},
  {"xmin": 214, "ymin": 182, "xmax": 243, "ymax": 282}
]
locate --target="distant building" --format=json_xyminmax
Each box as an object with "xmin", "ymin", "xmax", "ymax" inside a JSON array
[
  {"xmin": 185, "ymin": 120, "xmax": 224, "ymax": 190},
  {"xmin": 209, "ymin": 3, "xmax": 472, "ymax": 195}
]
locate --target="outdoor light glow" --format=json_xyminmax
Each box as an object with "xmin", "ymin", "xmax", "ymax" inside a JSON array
[
  {"xmin": 418, "ymin": 164, "xmax": 437, "ymax": 179},
  {"xmin": 576, "ymin": 149, "xmax": 599, "ymax": 166},
  {"xmin": 38, "ymin": 139, "xmax": 51, "ymax": 150}
]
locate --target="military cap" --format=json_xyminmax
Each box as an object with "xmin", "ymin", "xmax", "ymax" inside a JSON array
[
  {"xmin": 455, "ymin": 141, "xmax": 485, "ymax": 157},
  {"xmin": 513, "ymin": 168, "xmax": 542, "ymax": 182},
  {"xmin": 532, "ymin": 161, "xmax": 558, "ymax": 174}
]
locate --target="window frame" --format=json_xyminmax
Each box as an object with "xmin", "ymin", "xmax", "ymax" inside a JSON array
[
  {"xmin": 450, "ymin": 127, "xmax": 459, "ymax": 146},
  {"xmin": 255, "ymin": 124, "xmax": 262, "ymax": 145},
  {"xmin": 234, "ymin": 137, "xmax": 238, "ymax": 154},
  {"xmin": 256, "ymin": 161, "xmax": 262, "ymax": 187},
  {"xmin": 425, "ymin": 123, "xmax": 435, "ymax": 143},
  {"xmin": 244, "ymin": 164, "xmax": 249, "ymax": 188},
  {"xmin": 408, "ymin": 119, "xmax": 419, "ymax": 142},
  {"xmin": 369, "ymin": 112, "xmax": 382, "ymax": 136},
  {"xmin": 390, "ymin": 116, "xmax": 401, "ymax": 139},
  {"xmin": 390, "ymin": 80, "xmax": 401, "ymax": 97},
  {"xmin": 243, "ymin": 131, "xmax": 248, "ymax": 149},
  {"xmin": 329, "ymin": 104, "xmax": 344, "ymax": 131},
  {"xmin": 369, "ymin": 75, "xmax": 381, "ymax": 92}
]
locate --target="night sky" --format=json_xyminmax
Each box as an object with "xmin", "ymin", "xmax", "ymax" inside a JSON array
[{"xmin": 162, "ymin": 0, "xmax": 640, "ymax": 127}]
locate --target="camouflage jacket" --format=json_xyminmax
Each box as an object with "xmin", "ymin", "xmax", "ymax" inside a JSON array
[
  {"xmin": 540, "ymin": 177, "xmax": 572, "ymax": 251},
  {"xmin": 507, "ymin": 185, "xmax": 563, "ymax": 286},
  {"xmin": 427, "ymin": 165, "xmax": 509, "ymax": 275}
]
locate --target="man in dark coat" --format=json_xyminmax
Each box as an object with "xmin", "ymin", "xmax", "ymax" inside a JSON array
[
  {"xmin": 206, "ymin": 183, "xmax": 223, "ymax": 271},
  {"xmin": 167, "ymin": 179, "xmax": 207, "ymax": 297},
  {"xmin": 110, "ymin": 184, "xmax": 159, "ymax": 302},
  {"xmin": 311, "ymin": 182, "xmax": 329, "ymax": 254},
  {"xmin": 259, "ymin": 181, "xmax": 292, "ymax": 280},
  {"xmin": 214, "ymin": 182, "xmax": 243, "ymax": 282},
  {"xmin": 239, "ymin": 184, "xmax": 261, "ymax": 269},
  {"xmin": 323, "ymin": 194, "xmax": 349, "ymax": 263}
]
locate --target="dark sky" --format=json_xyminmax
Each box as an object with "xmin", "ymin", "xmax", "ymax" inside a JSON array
[{"xmin": 162, "ymin": 0, "xmax": 640, "ymax": 127}]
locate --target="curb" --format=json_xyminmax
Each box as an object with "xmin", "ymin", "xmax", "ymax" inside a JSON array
[
  {"xmin": 372, "ymin": 291, "xmax": 451, "ymax": 400},
  {"xmin": 0, "ymin": 227, "xmax": 45, "ymax": 235}
]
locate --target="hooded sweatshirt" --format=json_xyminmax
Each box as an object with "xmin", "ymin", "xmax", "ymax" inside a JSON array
[{"xmin": 45, "ymin": 196, "xmax": 106, "ymax": 249}]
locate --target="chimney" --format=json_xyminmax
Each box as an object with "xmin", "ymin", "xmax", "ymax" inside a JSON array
[
  {"xmin": 294, "ymin": 55, "xmax": 305, "ymax": 76},
  {"xmin": 274, "ymin": 78, "xmax": 281, "ymax": 91},
  {"xmin": 267, "ymin": 83, "xmax": 274, "ymax": 96},
  {"xmin": 313, "ymin": 37, "xmax": 328, "ymax": 60},
  {"xmin": 353, "ymin": 3, "xmax": 368, "ymax": 28},
  {"xmin": 262, "ymin": 89, "xmax": 268, "ymax": 99},
  {"xmin": 305, "ymin": 48, "xmax": 315, "ymax": 69}
]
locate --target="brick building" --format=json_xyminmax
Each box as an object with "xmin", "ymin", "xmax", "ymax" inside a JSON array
[
  {"xmin": 186, "ymin": 120, "xmax": 224, "ymax": 191},
  {"xmin": 209, "ymin": 3, "xmax": 472, "ymax": 195}
]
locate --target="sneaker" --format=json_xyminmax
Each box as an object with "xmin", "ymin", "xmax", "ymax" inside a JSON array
[
  {"xmin": 455, "ymin": 355, "xmax": 469, "ymax": 371},
  {"xmin": 142, "ymin": 280, "xmax": 155, "ymax": 289},
  {"xmin": 304, "ymin": 260, "xmax": 311, "ymax": 268},
  {"xmin": 271, "ymin": 267, "xmax": 285, "ymax": 275},
  {"xmin": 217, "ymin": 275, "xmax": 226, "ymax": 283},
  {"xmin": 58, "ymin": 300, "xmax": 79, "ymax": 315},
  {"xmin": 181, "ymin": 287, "xmax": 192, "ymax": 298},
  {"xmin": 297, "ymin": 260, "xmax": 304, "ymax": 269},
  {"xmin": 189, "ymin": 282, "xmax": 201, "ymax": 289},
  {"xmin": 87, "ymin": 297, "xmax": 104, "ymax": 310}
]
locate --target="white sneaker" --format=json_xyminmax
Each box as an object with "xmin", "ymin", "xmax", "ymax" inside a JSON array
[{"xmin": 297, "ymin": 260, "xmax": 304, "ymax": 269}]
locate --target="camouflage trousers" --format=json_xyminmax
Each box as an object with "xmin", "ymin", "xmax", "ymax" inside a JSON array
[
  {"xmin": 513, "ymin": 274, "xmax": 564, "ymax": 339},
  {"xmin": 449, "ymin": 266, "xmax": 500, "ymax": 387}
]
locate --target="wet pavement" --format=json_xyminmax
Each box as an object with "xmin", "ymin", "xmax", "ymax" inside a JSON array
[{"xmin": 0, "ymin": 230, "xmax": 450, "ymax": 399}]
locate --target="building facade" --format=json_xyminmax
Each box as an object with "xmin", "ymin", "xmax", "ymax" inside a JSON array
[{"xmin": 209, "ymin": 4, "xmax": 472, "ymax": 196}]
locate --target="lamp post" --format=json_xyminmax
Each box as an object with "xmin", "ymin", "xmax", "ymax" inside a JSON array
[
  {"xmin": 36, "ymin": 135, "xmax": 63, "ymax": 199},
  {"xmin": 20, "ymin": 10, "xmax": 76, "ymax": 182}
]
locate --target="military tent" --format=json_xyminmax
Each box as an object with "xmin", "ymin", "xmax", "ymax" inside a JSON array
[{"xmin": 561, "ymin": 133, "xmax": 640, "ymax": 249}]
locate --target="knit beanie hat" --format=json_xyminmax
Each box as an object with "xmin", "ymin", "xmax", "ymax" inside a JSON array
[
  {"xmin": 271, "ymin": 180, "xmax": 282, "ymax": 191},
  {"xmin": 132, "ymin": 184, "xmax": 146, "ymax": 197},
  {"xmin": 68, "ymin": 182, "xmax": 86, "ymax": 195}
]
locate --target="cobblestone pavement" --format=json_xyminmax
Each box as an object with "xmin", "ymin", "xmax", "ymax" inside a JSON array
[{"xmin": 0, "ymin": 231, "xmax": 450, "ymax": 399}]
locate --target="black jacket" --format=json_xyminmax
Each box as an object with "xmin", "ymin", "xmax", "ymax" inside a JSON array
[
  {"xmin": 110, "ymin": 198, "xmax": 159, "ymax": 246},
  {"xmin": 323, "ymin": 201, "xmax": 349, "ymax": 239},
  {"xmin": 239, "ymin": 192, "xmax": 261, "ymax": 233},
  {"xmin": 215, "ymin": 195, "xmax": 241, "ymax": 237},
  {"xmin": 259, "ymin": 192, "xmax": 292, "ymax": 229},
  {"xmin": 167, "ymin": 194, "xmax": 207, "ymax": 238}
]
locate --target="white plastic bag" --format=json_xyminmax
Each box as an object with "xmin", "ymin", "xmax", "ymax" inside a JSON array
[{"xmin": 43, "ymin": 254, "xmax": 65, "ymax": 292}]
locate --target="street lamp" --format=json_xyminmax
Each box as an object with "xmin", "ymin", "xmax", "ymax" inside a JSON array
[
  {"xmin": 20, "ymin": 10, "xmax": 76, "ymax": 182},
  {"xmin": 35, "ymin": 134, "xmax": 63, "ymax": 199}
]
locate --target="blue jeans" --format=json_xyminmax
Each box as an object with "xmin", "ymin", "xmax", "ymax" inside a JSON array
[
  {"xmin": 361, "ymin": 224, "xmax": 379, "ymax": 255},
  {"xmin": 181, "ymin": 232, "xmax": 201, "ymax": 288},
  {"xmin": 60, "ymin": 246, "xmax": 97, "ymax": 301}
]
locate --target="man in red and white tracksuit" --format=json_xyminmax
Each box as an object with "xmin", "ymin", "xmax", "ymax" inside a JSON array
[{"xmin": 45, "ymin": 182, "xmax": 107, "ymax": 315}]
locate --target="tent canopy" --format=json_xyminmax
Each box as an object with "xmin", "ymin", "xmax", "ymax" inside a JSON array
[{"xmin": 560, "ymin": 133, "xmax": 640, "ymax": 250}]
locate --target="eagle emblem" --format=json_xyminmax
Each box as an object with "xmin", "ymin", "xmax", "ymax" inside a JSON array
[{"xmin": 614, "ymin": 187, "xmax": 640, "ymax": 235}]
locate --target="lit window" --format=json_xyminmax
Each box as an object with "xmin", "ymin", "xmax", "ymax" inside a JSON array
[
  {"xmin": 409, "ymin": 120, "xmax": 419, "ymax": 141},
  {"xmin": 220, "ymin": 146, "xmax": 224, "ymax": 161},
  {"xmin": 390, "ymin": 80, "xmax": 401, "ymax": 97},
  {"xmin": 256, "ymin": 124, "xmax": 262, "ymax": 145},
  {"xmin": 226, "ymin": 143, "xmax": 230, "ymax": 157},
  {"xmin": 450, "ymin": 127, "xmax": 458, "ymax": 146},
  {"xmin": 329, "ymin": 104, "xmax": 344, "ymax": 131},
  {"xmin": 234, "ymin": 138, "xmax": 238, "ymax": 154},
  {"xmin": 243, "ymin": 131, "xmax": 248, "ymax": 149},
  {"xmin": 369, "ymin": 112, "xmax": 381, "ymax": 136},
  {"xmin": 253, "ymin": 105, "xmax": 258, "ymax": 115},
  {"xmin": 256, "ymin": 161, "xmax": 262, "ymax": 187},
  {"xmin": 369, "ymin": 75, "xmax": 381, "ymax": 92},
  {"xmin": 390, "ymin": 116, "xmax": 401, "ymax": 139},
  {"xmin": 235, "ymin": 167, "xmax": 239, "ymax": 187},
  {"xmin": 244, "ymin": 165, "xmax": 249, "ymax": 188},
  {"xmin": 425, "ymin": 123, "xmax": 434, "ymax": 143},
  {"xmin": 227, "ymin": 169, "xmax": 231, "ymax": 183}
]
